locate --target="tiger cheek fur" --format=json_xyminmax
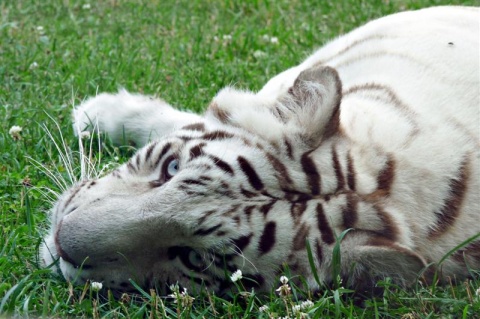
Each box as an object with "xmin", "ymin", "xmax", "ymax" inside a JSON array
[{"xmin": 41, "ymin": 6, "xmax": 479, "ymax": 295}]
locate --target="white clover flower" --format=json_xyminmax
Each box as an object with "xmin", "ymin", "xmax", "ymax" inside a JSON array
[
  {"xmin": 36, "ymin": 26, "xmax": 44, "ymax": 32},
  {"xmin": 270, "ymin": 36, "xmax": 279, "ymax": 44},
  {"xmin": 280, "ymin": 276, "xmax": 289, "ymax": 284},
  {"xmin": 29, "ymin": 62, "xmax": 39, "ymax": 70},
  {"xmin": 253, "ymin": 50, "xmax": 267, "ymax": 58},
  {"xmin": 300, "ymin": 300, "xmax": 314, "ymax": 309},
  {"xmin": 213, "ymin": 35, "xmax": 219, "ymax": 42},
  {"xmin": 259, "ymin": 305, "xmax": 269, "ymax": 313},
  {"xmin": 262, "ymin": 34, "xmax": 270, "ymax": 41},
  {"xmin": 292, "ymin": 304, "xmax": 302, "ymax": 314},
  {"xmin": 230, "ymin": 269, "xmax": 243, "ymax": 282},
  {"xmin": 222, "ymin": 34, "xmax": 232, "ymax": 41},
  {"xmin": 90, "ymin": 281, "xmax": 103, "ymax": 291},
  {"xmin": 9, "ymin": 125, "xmax": 22, "ymax": 140},
  {"xmin": 476, "ymin": 287, "xmax": 480, "ymax": 297},
  {"xmin": 82, "ymin": 3, "xmax": 91, "ymax": 9},
  {"xmin": 80, "ymin": 131, "xmax": 91, "ymax": 139}
]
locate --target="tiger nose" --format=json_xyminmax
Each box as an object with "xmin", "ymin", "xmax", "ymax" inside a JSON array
[{"xmin": 54, "ymin": 220, "xmax": 81, "ymax": 267}]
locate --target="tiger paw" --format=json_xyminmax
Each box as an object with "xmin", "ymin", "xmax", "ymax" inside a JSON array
[{"xmin": 73, "ymin": 90, "xmax": 201, "ymax": 147}]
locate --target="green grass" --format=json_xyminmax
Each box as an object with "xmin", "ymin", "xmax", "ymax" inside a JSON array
[{"xmin": 1, "ymin": 0, "xmax": 479, "ymax": 317}]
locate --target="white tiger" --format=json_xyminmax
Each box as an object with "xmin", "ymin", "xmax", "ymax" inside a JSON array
[{"xmin": 41, "ymin": 6, "xmax": 479, "ymax": 294}]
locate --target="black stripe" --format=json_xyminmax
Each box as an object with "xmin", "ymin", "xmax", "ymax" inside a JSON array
[
  {"xmin": 209, "ymin": 155, "xmax": 234, "ymax": 175},
  {"xmin": 428, "ymin": 158, "xmax": 469, "ymax": 238},
  {"xmin": 189, "ymin": 143, "xmax": 206, "ymax": 161},
  {"xmin": 194, "ymin": 224, "xmax": 222, "ymax": 236},
  {"xmin": 144, "ymin": 142, "xmax": 156, "ymax": 163},
  {"xmin": 202, "ymin": 130, "xmax": 234, "ymax": 141},
  {"xmin": 154, "ymin": 142, "xmax": 172, "ymax": 167},
  {"xmin": 316, "ymin": 203, "xmax": 335, "ymax": 244},
  {"xmin": 258, "ymin": 221, "xmax": 276, "ymax": 255},
  {"xmin": 232, "ymin": 234, "xmax": 252, "ymax": 252},
  {"xmin": 331, "ymin": 146, "xmax": 345, "ymax": 191},
  {"xmin": 238, "ymin": 156, "xmax": 264, "ymax": 190},
  {"xmin": 342, "ymin": 194, "xmax": 358, "ymax": 229},
  {"xmin": 182, "ymin": 123, "xmax": 205, "ymax": 131},
  {"xmin": 260, "ymin": 201, "xmax": 276, "ymax": 218},
  {"xmin": 347, "ymin": 152, "xmax": 356, "ymax": 190},
  {"xmin": 301, "ymin": 152, "xmax": 320, "ymax": 195}
]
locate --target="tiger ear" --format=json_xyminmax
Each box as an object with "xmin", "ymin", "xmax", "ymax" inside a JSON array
[
  {"xmin": 206, "ymin": 65, "xmax": 342, "ymax": 149},
  {"xmin": 282, "ymin": 65, "xmax": 342, "ymax": 148}
]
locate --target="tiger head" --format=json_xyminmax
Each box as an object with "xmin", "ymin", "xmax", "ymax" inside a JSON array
[{"xmin": 40, "ymin": 66, "xmax": 425, "ymax": 294}]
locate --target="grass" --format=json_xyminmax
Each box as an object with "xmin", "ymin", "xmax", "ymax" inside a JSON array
[{"xmin": 1, "ymin": 0, "xmax": 479, "ymax": 317}]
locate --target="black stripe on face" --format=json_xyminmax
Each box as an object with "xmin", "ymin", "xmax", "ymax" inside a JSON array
[
  {"xmin": 258, "ymin": 221, "xmax": 276, "ymax": 255},
  {"xmin": 293, "ymin": 223, "xmax": 310, "ymax": 251},
  {"xmin": 342, "ymin": 194, "xmax": 358, "ymax": 229},
  {"xmin": 144, "ymin": 142, "xmax": 157, "ymax": 163},
  {"xmin": 301, "ymin": 152, "xmax": 320, "ymax": 195},
  {"xmin": 209, "ymin": 155, "xmax": 234, "ymax": 175},
  {"xmin": 189, "ymin": 143, "xmax": 206, "ymax": 161},
  {"xmin": 194, "ymin": 224, "xmax": 222, "ymax": 236},
  {"xmin": 232, "ymin": 234, "xmax": 252, "ymax": 252},
  {"xmin": 202, "ymin": 130, "xmax": 235, "ymax": 141},
  {"xmin": 346, "ymin": 152, "xmax": 356, "ymax": 190},
  {"xmin": 428, "ymin": 158, "xmax": 470, "ymax": 238},
  {"xmin": 238, "ymin": 156, "xmax": 264, "ymax": 191},
  {"xmin": 182, "ymin": 123, "xmax": 206, "ymax": 131},
  {"xmin": 154, "ymin": 142, "xmax": 172, "ymax": 167},
  {"xmin": 316, "ymin": 203, "xmax": 335, "ymax": 245},
  {"xmin": 331, "ymin": 146, "xmax": 345, "ymax": 191}
]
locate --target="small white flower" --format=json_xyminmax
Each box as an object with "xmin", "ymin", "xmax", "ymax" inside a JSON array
[
  {"xmin": 270, "ymin": 36, "xmax": 279, "ymax": 44},
  {"xmin": 230, "ymin": 269, "xmax": 243, "ymax": 282},
  {"xmin": 292, "ymin": 304, "xmax": 302, "ymax": 314},
  {"xmin": 80, "ymin": 131, "xmax": 91, "ymax": 139},
  {"xmin": 300, "ymin": 300, "xmax": 314, "ymax": 309},
  {"xmin": 253, "ymin": 50, "xmax": 267, "ymax": 58},
  {"xmin": 82, "ymin": 3, "xmax": 91, "ymax": 9},
  {"xmin": 36, "ymin": 26, "xmax": 44, "ymax": 32},
  {"xmin": 222, "ymin": 34, "xmax": 232, "ymax": 41},
  {"xmin": 280, "ymin": 275, "xmax": 289, "ymax": 284},
  {"xmin": 29, "ymin": 62, "xmax": 39, "ymax": 70},
  {"xmin": 90, "ymin": 281, "xmax": 103, "ymax": 291},
  {"xmin": 476, "ymin": 287, "xmax": 480, "ymax": 297},
  {"xmin": 259, "ymin": 305, "xmax": 269, "ymax": 313},
  {"xmin": 213, "ymin": 35, "xmax": 219, "ymax": 42},
  {"xmin": 9, "ymin": 125, "xmax": 22, "ymax": 140},
  {"xmin": 262, "ymin": 35, "xmax": 270, "ymax": 41}
]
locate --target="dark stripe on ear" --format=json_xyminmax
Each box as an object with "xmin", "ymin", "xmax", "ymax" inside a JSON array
[
  {"xmin": 316, "ymin": 203, "xmax": 335, "ymax": 244},
  {"xmin": 238, "ymin": 156, "xmax": 264, "ymax": 190},
  {"xmin": 259, "ymin": 221, "xmax": 276, "ymax": 255},
  {"xmin": 301, "ymin": 152, "xmax": 321, "ymax": 195},
  {"xmin": 209, "ymin": 102, "xmax": 230, "ymax": 124},
  {"xmin": 209, "ymin": 155, "xmax": 234, "ymax": 175},
  {"xmin": 428, "ymin": 158, "xmax": 470, "ymax": 238},
  {"xmin": 377, "ymin": 156, "xmax": 395, "ymax": 195}
]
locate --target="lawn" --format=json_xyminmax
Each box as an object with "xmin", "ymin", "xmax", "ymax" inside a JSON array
[{"xmin": 1, "ymin": 0, "xmax": 479, "ymax": 317}]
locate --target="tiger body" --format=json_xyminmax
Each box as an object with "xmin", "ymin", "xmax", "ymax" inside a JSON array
[{"xmin": 41, "ymin": 6, "xmax": 480, "ymax": 294}]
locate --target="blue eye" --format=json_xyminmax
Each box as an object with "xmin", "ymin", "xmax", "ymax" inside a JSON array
[{"xmin": 166, "ymin": 159, "xmax": 179, "ymax": 178}]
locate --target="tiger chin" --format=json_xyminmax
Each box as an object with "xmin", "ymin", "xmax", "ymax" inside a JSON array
[{"xmin": 40, "ymin": 6, "xmax": 479, "ymax": 295}]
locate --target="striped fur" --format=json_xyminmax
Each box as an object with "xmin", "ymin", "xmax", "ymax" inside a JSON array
[{"xmin": 41, "ymin": 6, "xmax": 479, "ymax": 294}]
